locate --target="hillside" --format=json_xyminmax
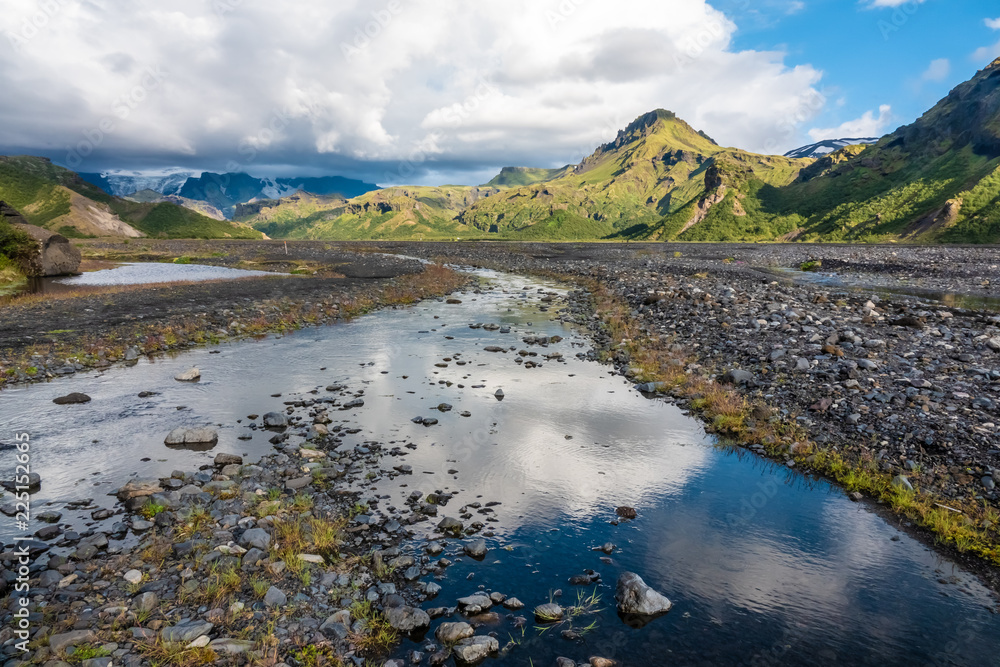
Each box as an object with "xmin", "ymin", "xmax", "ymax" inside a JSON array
[
  {"xmin": 458, "ymin": 110, "xmax": 808, "ymax": 238},
  {"xmin": 670, "ymin": 57, "xmax": 1000, "ymax": 243},
  {"xmin": 125, "ymin": 189, "xmax": 228, "ymax": 221},
  {"xmin": 58, "ymin": 57, "xmax": 1000, "ymax": 244},
  {"xmin": 239, "ymin": 188, "xmax": 494, "ymax": 240},
  {"xmin": 241, "ymin": 110, "xmax": 811, "ymax": 241},
  {"xmin": 485, "ymin": 166, "xmax": 572, "ymax": 188},
  {"xmin": 0, "ymin": 156, "xmax": 263, "ymax": 239}
]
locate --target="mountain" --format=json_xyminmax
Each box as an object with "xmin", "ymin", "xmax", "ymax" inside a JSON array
[
  {"xmin": 0, "ymin": 156, "xmax": 263, "ymax": 239},
  {"xmin": 671, "ymin": 57, "xmax": 1000, "ymax": 243},
  {"xmin": 239, "ymin": 188, "xmax": 494, "ymax": 240},
  {"xmin": 457, "ymin": 109, "xmax": 808, "ymax": 237},
  {"xmin": 783, "ymin": 138, "xmax": 879, "ymax": 159},
  {"xmin": 484, "ymin": 166, "xmax": 572, "ymax": 188},
  {"xmin": 236, "ymin": 110, "xmax": 809, "ymax": 240},
  {"xmin": 176, "ymin": 172, "xmax": 380, "ymax": 218},
  {"xmin": 125, "ymin": 190, "xmax": 228, "ymax": 220},
  {"xmin": 196, "ymin": 58, "xmax": 1000, "ymax": 244},
  {"xmin": 78, "ymin": 168, "xmax": 195, "ymax": 198}
]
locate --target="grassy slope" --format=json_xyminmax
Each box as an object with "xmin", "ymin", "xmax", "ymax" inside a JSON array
[
  {"xmin": 675, "ymin": 60, "xmax": 1000, "ymax": 243},
  {"xmin": 244, "ymin": 188, "xmax": 489, "ymax": 240},
  {"xmin": 461, "ymin": 112, "xmax": 810, "ymax": 238},
  {"xmin": 674, "ymin": 141, "xmax": 1000, "ymax": 244},
  {"xmin": 485, "ymin": 166, "xmax": 571, "ymax": 188}
]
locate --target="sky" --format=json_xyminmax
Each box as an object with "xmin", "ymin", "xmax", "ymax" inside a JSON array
[{"xmin": 0, "ymin": 0, "xmax": 998, "ymax": 187}]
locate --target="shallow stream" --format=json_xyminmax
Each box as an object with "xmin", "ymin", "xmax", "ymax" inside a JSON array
[{"xmin": 0, "ymin": 269, "xmax": 997, "ymax": 665}]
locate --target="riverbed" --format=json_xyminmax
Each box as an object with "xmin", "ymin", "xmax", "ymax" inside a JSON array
[{"xmin": 1, "ymin": 268, "xmax": 998, "ymax": 665}]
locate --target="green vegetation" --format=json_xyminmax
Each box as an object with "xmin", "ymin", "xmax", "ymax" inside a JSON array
[
  {"xmin": 139, "ymin": 500, "xmax": 167, "ymax": 519},
  {"xmin": 67, "ymin": 645, "xmax": 112, "ymax": 663},
  {"xmin": 109, "ymin": 198, "xmax": 262, "ymax": 239},
  {"xmin": 0, "ymin": 214, "xmax": 34, "ymax": 288},
  {"xmin": 0, "ymin": 155, "xmax": 262, "ymax": 239},
  {"xmin": 485, "ymin": 165, "xmax": 570, "ymax": 188},
  {"xmin": 502, "ymin": 210, "xmax": 615, "ymax": 240},
  {"xmin": 348, "ymin": 599, "xmax": 398, "ymax": 655},
  {"xmin": 8, "ymin": 60, "xmax": 1000, "ymax": 244}
]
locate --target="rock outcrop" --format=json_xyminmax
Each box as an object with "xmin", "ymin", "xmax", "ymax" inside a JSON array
[{"xmin": 0, "ymin": 201, "xmax": 81, "ymax": 276}]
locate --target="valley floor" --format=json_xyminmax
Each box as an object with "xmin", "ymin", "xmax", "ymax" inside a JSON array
[{"xmin": 4, "ymin": 239, "xmax": 1000, "ymax": 578}]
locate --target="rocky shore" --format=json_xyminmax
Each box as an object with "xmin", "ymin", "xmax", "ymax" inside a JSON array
[
  {"xmin": 0, "ymin": 242, "xmax": 456, "ymax": 386},
  {"xmin": 4, "ymin": 239, "xmax": 1000, "ymax": 666}
]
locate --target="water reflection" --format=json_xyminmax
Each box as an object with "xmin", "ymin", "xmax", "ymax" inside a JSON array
[
  {"xmin": 0, "ymin": 270, "xmax": 997, "ymax": 665},
  {"xmin": 768, "ymin": 267, "xmax": 1000, "ymax": 311}
]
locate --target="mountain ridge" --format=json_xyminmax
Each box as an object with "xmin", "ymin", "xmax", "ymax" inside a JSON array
[{"xmin": 0, "ymin": 156, "xmax": 262, "ymax": 239}]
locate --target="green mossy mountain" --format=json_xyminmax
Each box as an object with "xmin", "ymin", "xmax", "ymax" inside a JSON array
[
  {"xmin": 14, "ymin": 58, "xmax": 993, "ymax": 244},
  {"xmin": 0, "ymin": 156, "xmax": 263, "ymax": 239},
  {"xmin": 664, "ymin": 57, "xmax": 1000, "ymax": 243},
  {"xmin": 242, "ymin": 188, "xmax": 496, "ymax": 241},
  {"xmin": 240, "ymin": 109, "xmax": 809, "ymax": 241}
]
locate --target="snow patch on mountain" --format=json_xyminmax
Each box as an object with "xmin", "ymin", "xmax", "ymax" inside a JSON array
[
  {"xmin": 784, "ymin": 138, "xmax": 878, "ymax": 159},
  {"xmin": 96, "ymin": 167, "xmax": 197, "ymax": 197}
]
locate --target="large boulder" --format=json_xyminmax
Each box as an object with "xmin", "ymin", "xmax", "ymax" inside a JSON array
[
  {"xmin": 615, "ymin": 572, "xmax": 673, "ymax": 617},
  {"xmin": 1, "ymin": 202, "xmax": 81, "ymax": 276}
]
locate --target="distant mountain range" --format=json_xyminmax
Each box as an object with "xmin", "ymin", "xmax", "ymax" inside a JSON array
[
  {"xmin": 783, "ymin": 138, "xmax": 879, "ymax": 159},
  {"xmin": 78, "ymin": 170, "xmax": 379, "ymax": 219},
  {"xmin": 4, "ymin": 57, "xmax": 1000, "ymax": 244},
  {"xmin": 238, "ymin": 57, "xmax": 1000, "ymax": 244},
  {"xmin": 0, "ymin": 156, "xmax": 263, "ymax": 239}
]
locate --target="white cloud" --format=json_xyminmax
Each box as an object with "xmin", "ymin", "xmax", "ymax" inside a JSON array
[
  {"xmin": 807, "ymin": 104, "xmax": 893, "ymax": 141},
  {"xmin": 864, "ymin": 0, "xmax": 925, "ymax": 7},
  {"xmin": 972, "ymin": 40, "xmax": 1000, "ymax": 64},
  {"xmin": 0, "ymin": 0, "xmax": 829, "ymax": 183},
  {"xmin": 920, "ymin": 58, "xmax": 950, "ymax": 83},
  {"xmin": 986, "ymin": 17, "xmax": 1000, "ymax": 30}
]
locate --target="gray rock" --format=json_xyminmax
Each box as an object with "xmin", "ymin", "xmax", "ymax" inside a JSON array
[
  {"xmin": 37, "ymin": 570, "xmax": 63, "ymax": 587},
  {"xmin": 208, "ymin": 638, "xmax": 255, "ymax": 654},
  {"xmin": 116, "ymin": 478, "xmax": 162, "ymax": 500},
  {"xmin": 135, "ymin": 592, "xmax": 158, "ymax": 613},
  {"xmin": 174, "ymin": 367, "xmax": 201, "ymax": 382},
  {"xmin": 435, "ymin": 621, "xmax": 475, "ymax": 644},
  {"xmin": 52, "ymin": 392, "xmax": 91, "ymax": 405},
  {"xmin": 214, "ymin": 453, "xmax": 243, "ymax": 466},
  {"xmin": 386, "ymin": 606, "xmax": 431, "ymax": 633},
  {"xmin": 438, "ymin": 517, "xmax": 463, "ymax": 533},
  {"xmin": 263, "ymin": 412, "xmax": 288, "ymax": 427},
  {"xmin": 453, "ymin": 635, "xmax": 499, "ymax": 664},
  {"xmin": 464, "ymin": 539, "xmax": 487, "ymax": 559},
  {"xmin": 7, "ymin": 216, "xmax": 82, "ymax": 276},
  {"xmin": 457, "ymin": 594, "xmax": 492, "ymax": 614},
  {"xmin": 615, "ymin": 572, "xmax": 673, "ymax": 616},
  {"xmin": 534, "ymin": 602, "xmax": 564, "ymax": 622},
  {"xmin": 240, "ymin": 527, "xmax": 271, "ymax": 550},
  {"xmin": 721, "ymin": 369, "xmax": 755, "ymax": 386},
  {"xmin": 160, "ymin": 621, "xmax": 214, "ymax": 643},
  {"xmin": 82, "ymin": 658, "xmax": 113, "ymax": 667},
  {"xmin": 264, "ymin": 585, "xmax": 287, "ymax": 607},
  {"xmin": 164, "ymin": 427, "xmax": 219, "ymax": 446}
]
